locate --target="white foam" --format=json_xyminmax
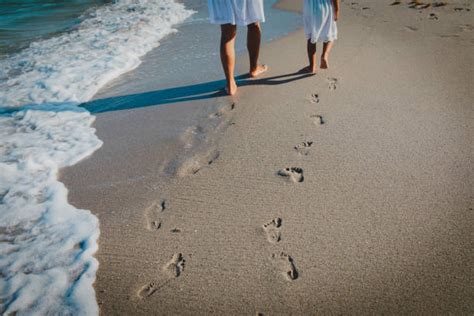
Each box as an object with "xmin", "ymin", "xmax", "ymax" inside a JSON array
[{"xmin": 0, "ymin": 0, "xmax": 194, "ymax": 314}]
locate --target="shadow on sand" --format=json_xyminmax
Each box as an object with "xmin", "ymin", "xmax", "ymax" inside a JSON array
[{"xmin": 81, "ymin": 71, "xmax": 314, "ymax": 114}]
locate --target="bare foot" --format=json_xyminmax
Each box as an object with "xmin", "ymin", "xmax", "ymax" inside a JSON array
[
  {"xmin": 320, "ymin": 57, "xmax": 329, "ymax": 69},
  {"xmin": 225, "ymin": 80, "xmax": 238, "ymax": 96},
  {"xmin": 299, "ymin": 65, "xmax": 317, "ymax": 74},
  {"xmin": 250, "ymin": 65, "xmax": 268, "ymax": 78}
]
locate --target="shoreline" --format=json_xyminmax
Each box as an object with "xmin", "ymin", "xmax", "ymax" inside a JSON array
[
  {"xmin": 62, "ymin": 0, "xmax": 473, "ymax": 314},
  {"xmin": 273, "ymin": 0, "xmax": 303, "ymax": 13}
]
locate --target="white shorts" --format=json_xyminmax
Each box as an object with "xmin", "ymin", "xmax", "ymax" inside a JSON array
[{"xmin": 208, "ymin": 0, "xmax": 265, "ymax": 26}]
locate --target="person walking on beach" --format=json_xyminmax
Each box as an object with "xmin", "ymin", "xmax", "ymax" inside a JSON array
[
  {"xmin": 303, "ymin": 0, "xmax": 339, "ymax": 73},
  {"xmin": 208, "ymin": 0, "xmax": 268, "ymax": 95}
]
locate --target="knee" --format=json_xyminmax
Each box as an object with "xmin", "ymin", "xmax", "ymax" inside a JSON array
[
  {"xmin": 247, "ymin": 22, "xmax": 261, "ymax": 31},
  {"xmin": 221, "ymin": 24, "xmax": 237, "ymax": 42}
]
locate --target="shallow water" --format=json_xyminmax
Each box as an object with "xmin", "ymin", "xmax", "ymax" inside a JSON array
[{"xmin": 0, "ymin": 0, "xmax": 112, "ymax": 56}]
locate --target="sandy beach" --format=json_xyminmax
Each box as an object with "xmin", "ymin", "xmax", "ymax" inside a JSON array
[{"xmin": 61, "ymin": 0, "xmax": 473, "ymax": 314}]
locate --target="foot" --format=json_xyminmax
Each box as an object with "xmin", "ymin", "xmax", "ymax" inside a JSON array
[
  {"xmin": 320, "ymin": 57, "xmax": 329, "ymax": 69},
  {"xmin": 298, "ymin": 65, "xmax": 317, "ymax": 74},
  {"xmin": 225, "ymin": 80, "xmax": 238, "ymax": 96},
  {"xmin": 250, "ymin": 64, "xmax": 268, "ymax": 78}
]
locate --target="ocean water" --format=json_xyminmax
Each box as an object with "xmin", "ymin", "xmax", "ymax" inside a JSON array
[
  {"xmin": 0, "ymin": 0, "xmax": 112, "ymax": 56},
  {"xmin": 0, "ymin": 0, "xmax": 302, "ymax": 314}
]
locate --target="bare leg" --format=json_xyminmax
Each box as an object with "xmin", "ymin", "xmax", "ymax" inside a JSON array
[
  {"xmin": 247, "ymin": 22, "xmax": 268, "ymax": 78},
  {"xmin": 305, "ymin": 39, "xmax": 317, "ymax": 73},
  {"xmin": 220, "ymin": 24, "xmax": 238, "ymax": 95},
  {"xmin": 321, "ymin": 41, "xmax": 334, "ymax": 69}
]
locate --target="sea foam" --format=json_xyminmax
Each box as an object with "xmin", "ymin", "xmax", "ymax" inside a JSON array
[{"xmin": 0, "ymin": 0, "xmax": 194, "ymax": 314}]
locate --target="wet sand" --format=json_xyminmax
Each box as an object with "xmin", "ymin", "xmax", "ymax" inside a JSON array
[{"xmin": 62, "ymin": 0, "xmax": 474, "ymax": 314}]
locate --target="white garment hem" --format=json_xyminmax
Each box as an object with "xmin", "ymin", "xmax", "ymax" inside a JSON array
[
  {"xmin": 210, "ymin": 18, "xmax": 265, "ymax": 26},
  {"xmin": 307, "ymin": 34, "xmax": 338, "ymax": 44}
]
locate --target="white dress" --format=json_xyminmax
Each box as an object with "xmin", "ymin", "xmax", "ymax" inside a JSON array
[
  {"xmin": 304, "ymin": 0, "xmax": 338, "ymax": 43},
  {"xmin": 208, "ymin": 0, "xmax": 265, "ymax": 26}
]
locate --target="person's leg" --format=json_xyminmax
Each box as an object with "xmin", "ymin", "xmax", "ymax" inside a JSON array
[
  {"xmin": 220, "ymin": 24, "xmax": 238, "ymax": 95},
  {"xmin": 247, "ymin": 22, "xmax": 268, "ymax": 78},
  {"xmin": 321, "ymin": 41, "xmax": 334, "ymax": 69},
  {"xmin": 307, "ymin": 39, "xmax": 317, "ymax": 73}
]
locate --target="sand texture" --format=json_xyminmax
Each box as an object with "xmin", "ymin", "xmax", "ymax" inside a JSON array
[{"xmin": 62, "ymin": 0, "xmax": 474, "ymax": 314}]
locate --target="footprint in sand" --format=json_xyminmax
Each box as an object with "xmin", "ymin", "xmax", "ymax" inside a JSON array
[
  {"xmin": 390, "ymin": 1, "xmax": 401, "ymax": 5},
  {"xmin": 454, "ymin": 7, "xmax": 471, "ymax": 12},
  {"xmin": 294, "ymin": 141, "xmax": 313, "ymax": 156},
  {"xmin": 177, "ymin": 149, "xmax": 220, "ymax": 176},
  {"xmin": 137, "ymin": 253, "xmax": 186, "ymax": 299},
  {"xmin": 311, "ymin": 114, "xmax": 325, "ymax": 125},
  {"xmin": 349, "ymin": 2, "xmax": 359, "ymax": 9},
  {"xmin": 327, "ymin": 77, "xmax": 338, "ymax": 90},
  {"xmin": 163, "ymin": 253, "xmax": 186, "ymax": 278},
  {"xmin": 405, "ymin": 25, "xmax": 419, "ymax": 32},
  {"xmin": 145, "ymin": 200, "xmax": 167, "ymax": 231},
  {"xmin": 432, "ymin": 2, "xmax": 447, "ymax": 8},
  {"xmin": 278, "ymin": 167, "xmax": 304, "ymax": 183},
  {"xmin": 263, "ymin": 217, "xmax": 283, "ymax": 244},
  {"xmin": 272, "ymin": 252, "xmax": 299, "ymax": 281},
  {"xmin": 461, "ymin": 24, "xmax": 474, "ymax": 31},
  {"xmin": 429, "ymin": 13, "xmax": 439, "ymax": 20},
  {"xmin": 211, "ymin": 102, "xmax": 236, "ymax": 119},
  {"xmin": 207, "ymin": 151, "xmax": 220, "ymax": 166},
  {"xmin": 310, "ymin": 93, "xmax": 320, "ymax": 104},
  {"xmin": 137, "ymin": 282, "xmax": 158, "ymax": 299},
  {"xmin": 409, "ymin": 2, "xmax": 430, "ymax": 9}
]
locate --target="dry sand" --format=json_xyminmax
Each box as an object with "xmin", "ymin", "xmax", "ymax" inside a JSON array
[{"xmin": 62, "ymin": 0, "xmax": 473, "ymax": 314}]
